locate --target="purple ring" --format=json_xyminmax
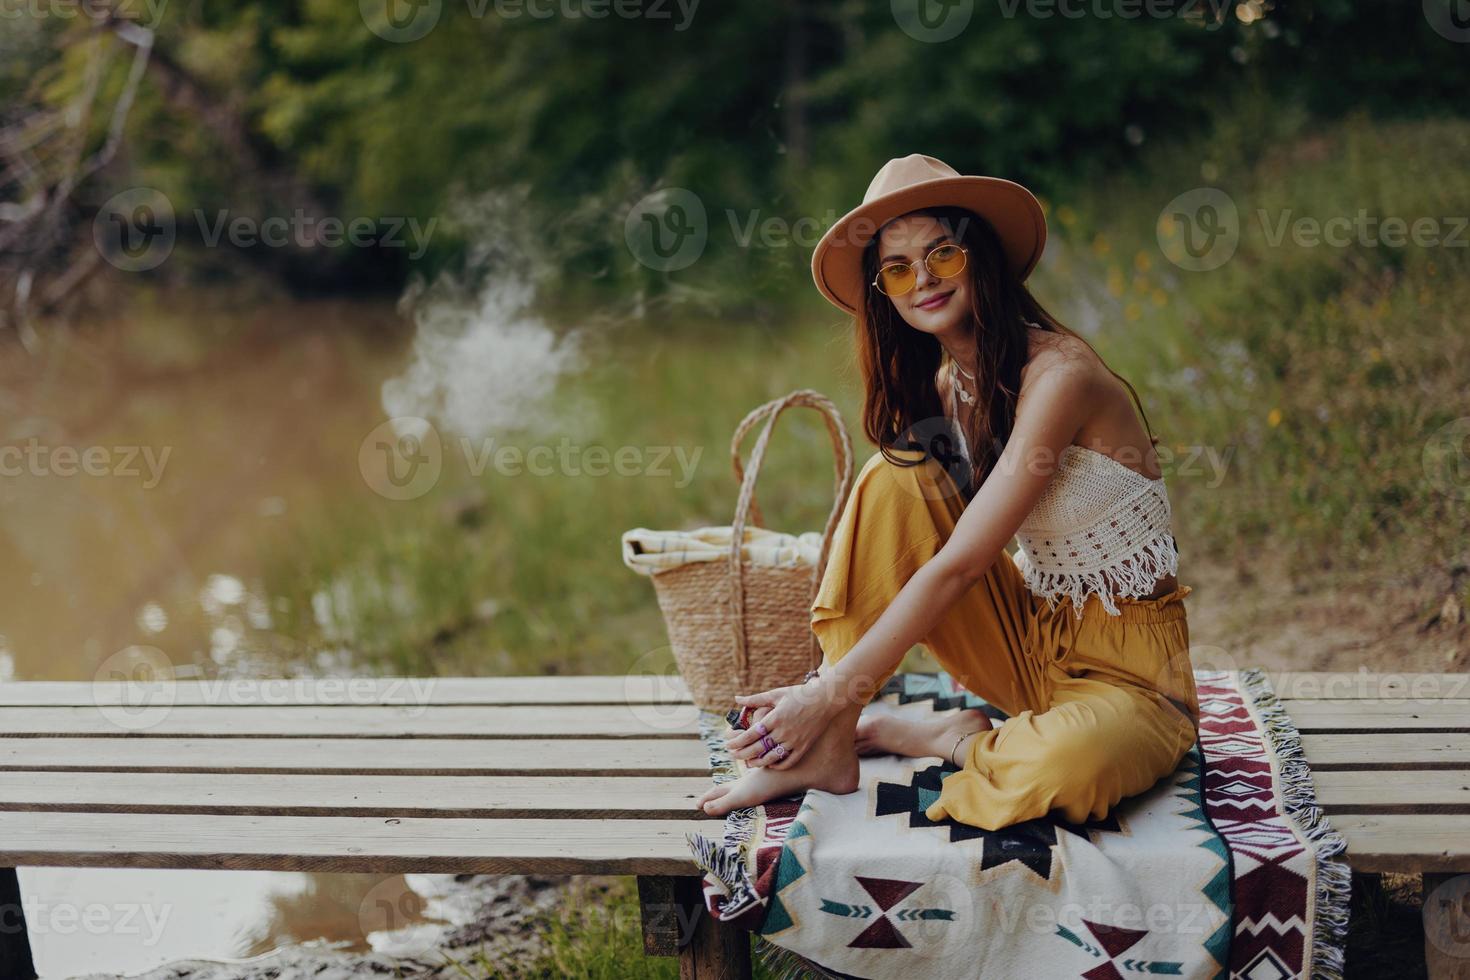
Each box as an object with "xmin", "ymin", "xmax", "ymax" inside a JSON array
[
  {"xmin": 773, "ymin": 744, "xmax": 789, "ymax": 761},
  {"xmin": 755, "ymin": 721, "xmax": 770, "ymax": 737},
  {"xmin": 760, "ymin": 734, "xmax": 776, "ymax": 754}
]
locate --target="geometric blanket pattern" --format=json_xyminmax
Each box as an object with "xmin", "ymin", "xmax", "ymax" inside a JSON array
[{"xmin": 687, "ymin": 668, "xmax": 1350, "ymax": 980}]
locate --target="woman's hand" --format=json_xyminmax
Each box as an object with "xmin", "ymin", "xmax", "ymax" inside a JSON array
[{"xmin": 724, "ymin": 680, "xmax": 841, "ymax": 771}]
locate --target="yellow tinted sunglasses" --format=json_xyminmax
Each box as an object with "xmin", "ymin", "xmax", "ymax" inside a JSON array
[{"xmin": 872, "ymin": 244, "xmax": 969, "ymax": 297}]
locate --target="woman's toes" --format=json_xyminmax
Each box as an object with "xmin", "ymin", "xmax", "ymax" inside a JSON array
[{"xmin": 699, "ymin": 785, "xmax": 731, "ymax": 812}]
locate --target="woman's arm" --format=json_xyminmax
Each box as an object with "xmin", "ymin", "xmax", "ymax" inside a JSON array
[
  {"xmin": 811, "ymin": 359, "xmax": 1102, "ymax": 710},
  {"xmin": 728, "ymin": 357, "xmax": 1106, "ymax": 770}
]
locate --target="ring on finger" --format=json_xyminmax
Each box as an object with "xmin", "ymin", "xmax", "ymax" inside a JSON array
[
  {"xmin": 760, "ymin": 734, "xmax": 776, "ymax": 754},
  {"xmin": 755, "ymin": 721, "xmax": 769, "ymax": 737}
]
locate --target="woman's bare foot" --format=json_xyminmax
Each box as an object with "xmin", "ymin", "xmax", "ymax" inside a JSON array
[
  {"xmin": 854, "ymin": 707, "xmax": 993, "ymax": 762},
  {"xmin": 695, "ymin": 701, "xmax": 864, "ymax": 817}
]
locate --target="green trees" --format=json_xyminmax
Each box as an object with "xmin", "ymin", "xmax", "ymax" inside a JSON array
[{"xmin": 5, "ymin": 0, "xmax": 1468, "ymax": 307}]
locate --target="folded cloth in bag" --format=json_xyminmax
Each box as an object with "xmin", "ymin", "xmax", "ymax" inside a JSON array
[
  {"xmin": 621, "ymin": 525, "xmax": 825, "ymax": 575},
  {"xmin": 687, "ymin": 669, "xmax": 1352, "ymax": 980}
]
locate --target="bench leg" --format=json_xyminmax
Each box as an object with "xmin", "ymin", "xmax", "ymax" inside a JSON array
[
  {"xmin": 1423, "ymin": 872, "xmax": 1470, "ymax": 980},
  {"xmin": 0, "ymin": 868, "xmax": 36, "ymax": 980},
  {"xmin": 636, "ymin": 874, "xmax": 751, "ymax": 980}
]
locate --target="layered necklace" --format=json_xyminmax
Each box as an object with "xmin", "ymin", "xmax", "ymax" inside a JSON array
[{"xmin": 949, "ymin": 357, "xmax": 978, "ymax": 406}]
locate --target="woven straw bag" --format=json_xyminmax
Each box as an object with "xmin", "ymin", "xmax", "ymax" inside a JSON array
[{"xmin": 633, "ymin": 389, "xmax": 854, "ymax": 711}]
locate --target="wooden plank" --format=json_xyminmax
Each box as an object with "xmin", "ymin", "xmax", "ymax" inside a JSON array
[
  {"xmin": 0, "ymin": 771, "xmax": 711, "ymax": 819},
  {"xmin": 1278, "ymin": 700, "xmax": 1470, "ymax": 732},
  {"xmin": 1312, "ymin": 770, "xmax": 1470, "ymax": 813},
  {"xmin": 0, "ymin": 737, "xmax": 710, "ymax": 775},
  {"xmin": 1301, "ymin": 733, "xmax": 1470, "ymax": 770},
  {"xmin": 0, "ymin": 704, "xmax": 701, "ymax": 738},
  {"xmin": 10, "ymin": 672, "xmax": 1463, "ymax": 706},
  {"xmin": 0, "ymin": 676, "xmax": 693, "ymax": 707},
  {"xmin": 0, "ymin": 812, "xmax": 713, "ymax": 875},
  {"xmin": 1259, "ymin": 671, "xmax": 1470, "ymax": 700},
  {"xmin": 1332, "ymin": 813, "xmax": 1470, "ymax": 873}
]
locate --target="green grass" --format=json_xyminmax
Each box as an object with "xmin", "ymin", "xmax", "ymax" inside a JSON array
[
  {"xmin": 258, "ymin": 307, "xmax": 871, "ymax": 677},
  {"xmin": 1043, "ymin": 101, "xmax": 1470, "ymax": 584},
  {"xmin": 261, "ymin": 99, "xmax": 1470, "ymax": 679},
  {"xmin": 450, "ymin": 876, "xmax": 789, "ymax": 979}
]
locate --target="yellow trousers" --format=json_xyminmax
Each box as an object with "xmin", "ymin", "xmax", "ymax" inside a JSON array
[{"xmin": 810, "ymin": 448, "xmax": 1200, "ymax": 831}]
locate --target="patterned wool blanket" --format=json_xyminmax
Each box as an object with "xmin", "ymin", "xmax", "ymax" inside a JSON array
[{"xmin": 687, "ymin": 668, "xmax": 1351, "ymax": 980}]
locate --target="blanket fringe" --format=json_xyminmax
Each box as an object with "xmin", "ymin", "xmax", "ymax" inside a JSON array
[
  {"xmin": 753, "ymin": 935, "xmax": 852, "ymax": 980},
  {"xmin": 1238, "ymin": 667, "xmax": 1352, "ymax": 980},
  {"xmin": 687, "ymin": 710, "xmax": 765, "ymax": 921}
]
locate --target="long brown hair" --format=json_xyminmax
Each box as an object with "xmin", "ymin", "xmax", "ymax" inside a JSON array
[{"xmin": 856, "ymin": 205, "xmax": 1157, "ymax": 499}]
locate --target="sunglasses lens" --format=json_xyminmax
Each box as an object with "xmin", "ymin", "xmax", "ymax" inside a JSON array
[
  {"xmin": 927, "ymin": 245, "xmax": 967, "ymax": 278},
  {"xmin": 876, "ymin": 265, "xmax": 916, "ymax": 296}
]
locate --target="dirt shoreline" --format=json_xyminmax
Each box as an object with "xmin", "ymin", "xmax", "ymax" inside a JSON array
[{"xmin": 77, "ymin": 873, "xmax": 574, "ymax": 980}]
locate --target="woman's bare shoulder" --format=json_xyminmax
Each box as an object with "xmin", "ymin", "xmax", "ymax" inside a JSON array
[{"xmin": 1021, "ymin": 329, "xmax": 1106, "ymax": 390}]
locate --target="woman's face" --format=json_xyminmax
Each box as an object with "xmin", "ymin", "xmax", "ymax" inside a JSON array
[{"xmin": 874, "ymin": 213, "xmax": 971, "ymax": 337}]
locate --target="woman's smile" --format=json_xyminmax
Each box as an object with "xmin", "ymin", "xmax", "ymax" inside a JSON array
[{"xmin": 914, "ymin": 290, "xmax": 954, "ymax": 311}]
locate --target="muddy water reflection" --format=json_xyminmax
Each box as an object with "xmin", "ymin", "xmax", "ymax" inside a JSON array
[{"xmin": 0, "ymin": 298, "xmax": 465, "ymax": 977}]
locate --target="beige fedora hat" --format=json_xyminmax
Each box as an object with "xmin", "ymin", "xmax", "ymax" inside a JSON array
[{"xmin": 810, "ymin": 153, "xmax": 1047, "ymax": 315}]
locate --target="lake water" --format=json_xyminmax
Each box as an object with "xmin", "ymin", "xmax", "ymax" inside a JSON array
[{"xmin": 0, "ymin": 297, "xmax": 475, "ymax": 977}]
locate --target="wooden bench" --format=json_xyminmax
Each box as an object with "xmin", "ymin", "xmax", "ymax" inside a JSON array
[{"xmin": 0, "ymin": 671, "xmax": 1465, "ymax": 979}]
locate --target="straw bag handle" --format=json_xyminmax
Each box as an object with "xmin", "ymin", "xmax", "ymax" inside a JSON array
[{"xmin": 727, "ymin": 389, "xmax": 855, "ymax": 683}]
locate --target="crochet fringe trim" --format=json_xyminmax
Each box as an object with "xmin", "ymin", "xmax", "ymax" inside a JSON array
[
  {"xmin": 1238, "ymin": 667, "xmax": 1353, "ymax": 980},
  {"xmin": 1018, "ymin": 530, "xmax": 1180, "ymax": 619},
  {"xmin": 685, "ymin": 710, "xmax": 767, "ymax": 922}
]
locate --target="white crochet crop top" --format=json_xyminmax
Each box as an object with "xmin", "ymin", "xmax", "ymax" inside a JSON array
[{"xmin": 943, "ymin": 368, "xmax": 1179, "ymax": 619}]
